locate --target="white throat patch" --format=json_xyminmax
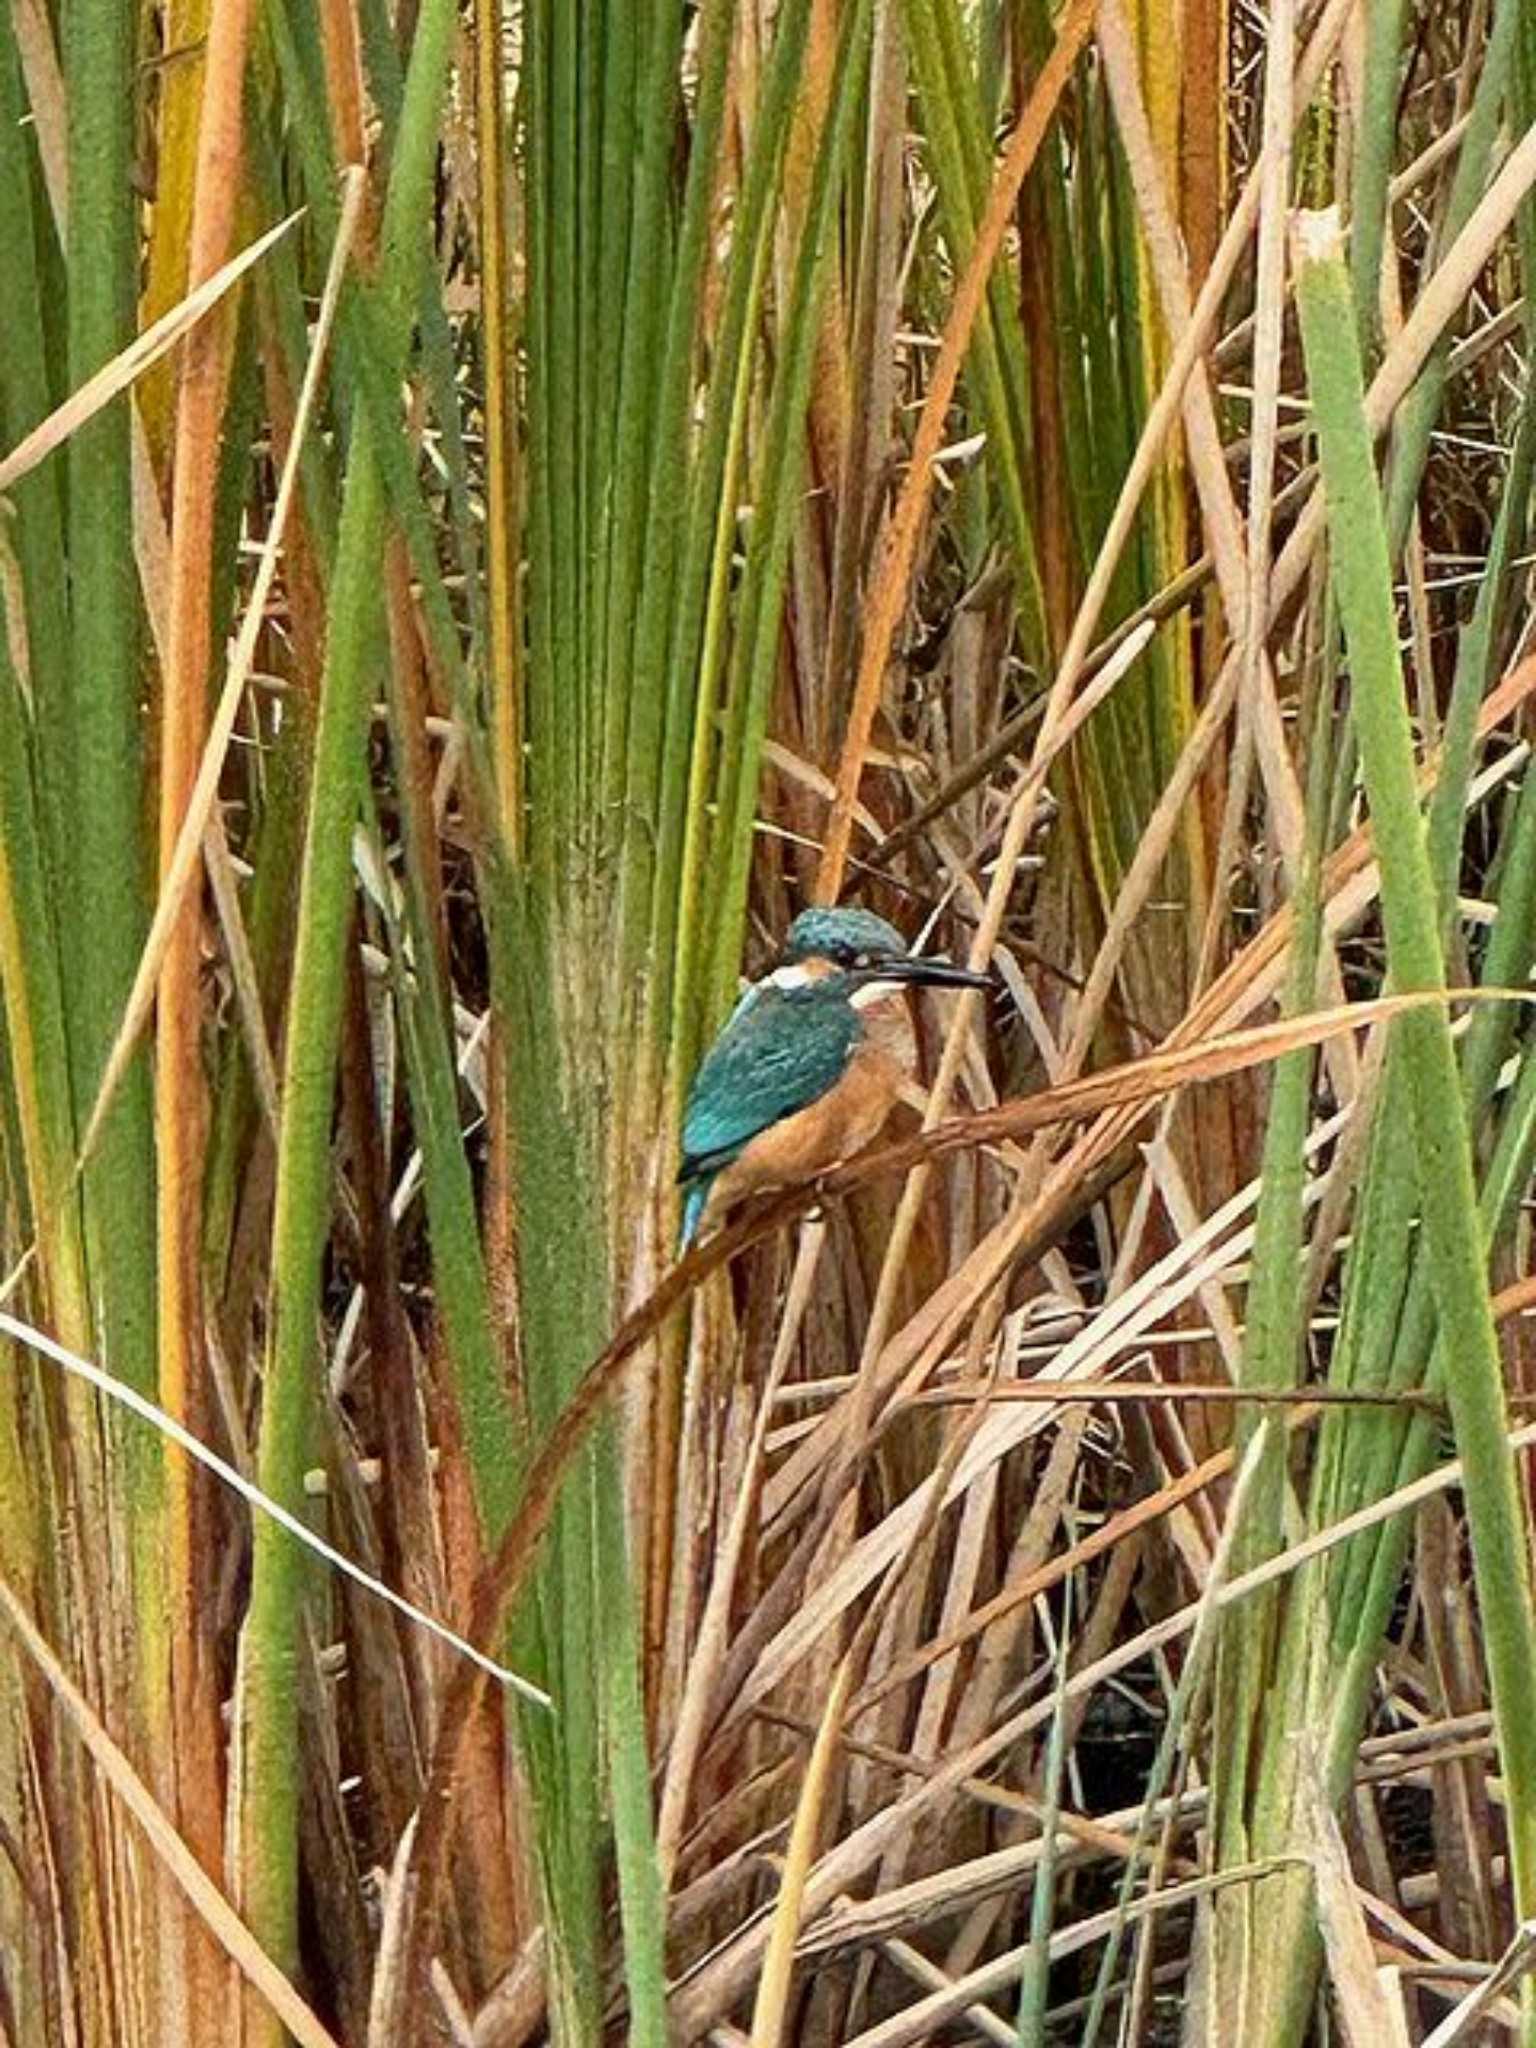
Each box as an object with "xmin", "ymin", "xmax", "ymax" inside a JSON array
[{"xmin": 850, "ymin": 978, "xmax": 909, "ymax": 1009}]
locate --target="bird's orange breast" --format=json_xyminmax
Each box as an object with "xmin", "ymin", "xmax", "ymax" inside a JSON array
[{"xmin": 708, "ymin": 1026, "xmax": 910, "ymax": 1211}]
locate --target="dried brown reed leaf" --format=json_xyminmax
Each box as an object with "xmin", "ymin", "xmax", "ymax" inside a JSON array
[
  {"xmin": 1304, "ymin": 1748, "xmax": 1408, "ymax": 2047},
  {"xmin": 466, "ymin": 1930, "xmax": 545, "ymax": 2048},
  {"xmin": 792, "ymin": 1858, "xmax": 1307, "ymax": 2048},
  {"xmin": 796, "ymin": 1792, "xmax": 1191, "ymax": 1960},
  {"xmin": 669, "ymin": 1408, "xmax": 1536, "ymax": 2036},
  {"xmin": 366, "ymin": 1813, "xmax": 420, "ymax": 2047},
  {"xmin": 1422, "ymin": 1921, "xmax": 1536, "ymax": 2047},
  {"xmin": 854, "ymin": 988, "xmax": 1532, "ymax": 1174},
  {"xmin": 908, "ymin": 1379, "xmax": 1452, "ymax": 1410}
]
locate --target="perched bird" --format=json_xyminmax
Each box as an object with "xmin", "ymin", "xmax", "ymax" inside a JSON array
[{"xmin": 678, "ymin": 907, "xmax": 991, "ymax": 1245}]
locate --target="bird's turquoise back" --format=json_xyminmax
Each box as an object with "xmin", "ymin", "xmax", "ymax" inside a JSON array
[{"xmin": 679, "ymin": 978, "xmax": 860, "ymax": 1205}]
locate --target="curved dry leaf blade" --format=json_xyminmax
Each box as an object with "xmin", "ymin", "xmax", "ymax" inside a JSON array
[{"xmin": 0, "ymin": 210, "xmax": 302, "ymax": 496}]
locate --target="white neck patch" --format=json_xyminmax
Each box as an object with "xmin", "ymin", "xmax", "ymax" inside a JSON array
[{"xmin": 768, "ymin": 962, "xmax": 816, "ymax": 990}]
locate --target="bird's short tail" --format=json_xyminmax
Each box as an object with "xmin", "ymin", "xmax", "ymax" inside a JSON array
[{"xmin": 679, "ymin": 1179, "xmax": 711, "ymax": 1251}]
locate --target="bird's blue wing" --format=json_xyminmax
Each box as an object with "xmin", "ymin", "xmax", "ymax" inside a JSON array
[{"xmin": 680, "ymin": 984, "xmax": 859, "ymax": 1183}]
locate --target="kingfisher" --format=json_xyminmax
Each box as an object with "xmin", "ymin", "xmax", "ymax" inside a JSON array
[{"xmin": 678, "ymin": 907, "xmax": 992, "ymax": 1245}]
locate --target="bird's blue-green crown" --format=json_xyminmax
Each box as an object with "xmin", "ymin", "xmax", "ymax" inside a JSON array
[{"xmin": 782, "ymin": 907, "xmax": 908, "ymax": 968}]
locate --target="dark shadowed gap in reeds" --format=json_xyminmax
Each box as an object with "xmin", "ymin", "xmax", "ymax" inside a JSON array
[{"xmin": 0, "ymin": 0, "xmax": 1535, "ymax": 2043}]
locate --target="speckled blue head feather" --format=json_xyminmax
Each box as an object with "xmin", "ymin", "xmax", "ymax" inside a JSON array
[{"xmin": 782, "ymin": 907, "xmax": 908, "ymax": 966}]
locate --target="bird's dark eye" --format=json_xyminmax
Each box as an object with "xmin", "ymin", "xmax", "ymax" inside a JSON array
[{"xmin": 853, "ymin": 950, "xmax": 873, "ymax": 968}]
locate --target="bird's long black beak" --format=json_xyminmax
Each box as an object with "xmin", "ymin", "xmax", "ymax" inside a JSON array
[{"xmin": 868, "ymin": 956, "xmax": 994, "ymax": 992}]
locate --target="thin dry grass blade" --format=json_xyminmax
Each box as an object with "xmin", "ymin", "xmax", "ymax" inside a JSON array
[
  {"xmin": 0, "ymin": 1307, "xmax": 547, "ymax": 1703},
  {"xmin": 0, "ymin": 210, "xmax": 300, "ymax": 494},
  {"xmin": 1303, "ymin": 1749, "xmax": 1402, "ymax": 2047},
  {"xmin": 749, "ymin": 1655, "xmax": 855, "ymax": 2046},
  {"xmin": 366, "ymin": 1815, "xmax": 421, "ymax": 2047},
  {"xmin": 11, "ymin": 0, "xmax": 68, "ymax": 228},
  {"xmin": 1422, "ymin": 1923, "xmax": 1536, "ymax": 2048}
]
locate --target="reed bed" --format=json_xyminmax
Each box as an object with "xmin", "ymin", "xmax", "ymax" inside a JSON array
[{"xmin": 0, "ymin": 0, "xmax": 1534, "ymax": 2042}]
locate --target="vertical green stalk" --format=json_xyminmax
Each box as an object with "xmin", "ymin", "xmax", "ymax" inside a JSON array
[
  {"xmin": 906, "ymin": 0, "xmax": 1048, "ymax": 665},
  {"xmin": 624, "ymin": 0, "xmax": 735, "ymax": 1036},
  {"xmin": 0, "ymin": 46, "xmax": 87, "ymax": 1355},
  {"xmin": 235, "ymin": 432, "xmax": 387, "ymax": 2006},
  {"xmin": 0, "ymin": 36, "xmax": 71, "ymax": 904},
  {"xmin": 495, "ymin": 888, "xmax": 610, "ymax": 2042},
  {"xmin": 602, "ymin": 0, "xmax": 689, "ymax": 872},
  {"xmin": 64, "ymin": 0, "xmax": 157, "ymax": 1405},
  {"xmin": 60, "ymin": 30, "xmax": 163, "ymax": 2026},
  {"xmin": 1014, "ymin": 1611, "xmax": 1071, "ymax": 2046},
  {"xmin": 1206, "ymin": 683, "xmax": 1331, "ymax": 2038},
  {"xmin": 1347, "ymin": 0, "xmax": 1406, "ymax": 344},
  {"xmin": 658, "ymin": 0, "xmax": 814, "ymax": 1081},
  {"xmin": 1312, "ymin": 354, "xmax": 1536, "ymax": 1696},
  {"xmin": 522, "ymin": 0, "xmax": 557, "ymax": 887},
  {"xmin": 705, "ymin": 0, "xmax": 877, "ymax": 1016},
  {"xmin": 234, "ymin": 0, "xmax": 461, "ymax": 2004},
  {"xmin": 593, "ymin": 0, "xmax": 684, "ymax": 1169},
  {"xmin": 1296, "ymin": 213, "xmax": 1536, "ymax": 1983},
  {"xmin": 597, "ymin": 1462, "xmax": 668, "ymax": 2045},
  {"xmin": 0, "ymin": 627, "xmax": 91, "ymax": 1353}
]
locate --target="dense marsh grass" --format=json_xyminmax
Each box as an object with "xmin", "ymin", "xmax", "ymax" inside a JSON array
[{"xmin": 0, "ymin": 0, "xmax": 1534, "ymax": 2042}]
